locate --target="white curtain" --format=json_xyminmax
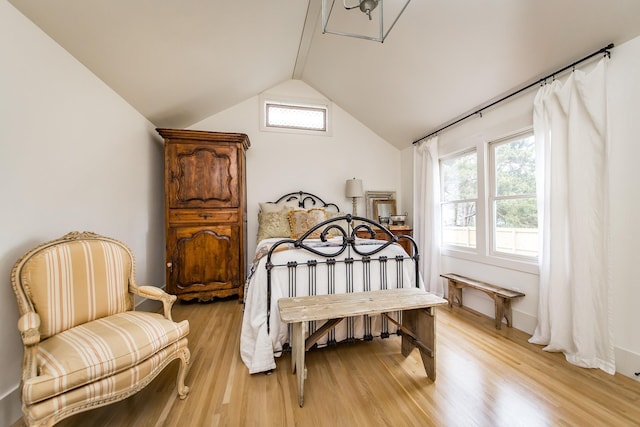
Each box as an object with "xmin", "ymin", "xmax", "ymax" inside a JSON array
[
  {"xmin": 529, "ymin": 58, "xmax": 615, "ymax": 374},
  {"xmin": 413, "ymin": 136, "xmax": 443, "ymax": 296}
]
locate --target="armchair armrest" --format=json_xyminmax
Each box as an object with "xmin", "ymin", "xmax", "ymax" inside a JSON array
[
  {"xmin": 131, "ymin": 285, "xmax": 177, "ymax": 321},
  {"xmin": 18, "ymin": 312, "xmax": 40, "ymax": 380},
  {"xmin": 18, "ymin": 312, "xmax": 41, "ymax": 346}
]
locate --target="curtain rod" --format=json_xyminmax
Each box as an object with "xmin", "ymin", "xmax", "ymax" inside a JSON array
[{"xmin": 412, "ymin": 43, "xmax": 614, "ymax": 145}]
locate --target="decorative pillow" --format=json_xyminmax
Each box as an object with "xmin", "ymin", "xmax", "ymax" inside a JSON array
[
  {"xmin": 259, "ymin": 200, "xmax": 299, "ymax": 213},
  {"xmin": 325, "ymin": 210, "xmax": 349, "ymax": 237},
  {"xmin": 288, "ymin": 209, "xmax": 327, "ymax": 239},
  {"xmin": 256, "ymin": 210, "xmax": 292, "ymax": 243}
]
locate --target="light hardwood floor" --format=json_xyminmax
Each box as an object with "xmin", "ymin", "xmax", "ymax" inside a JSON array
[{"xmin": 28, "ymin": 298, "xmax": 640, "ymax": 426}]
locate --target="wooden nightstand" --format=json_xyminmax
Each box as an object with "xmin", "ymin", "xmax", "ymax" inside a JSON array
[{"xmin": 356, "ymin": 225, "xmax": 414, "ymax": 255}]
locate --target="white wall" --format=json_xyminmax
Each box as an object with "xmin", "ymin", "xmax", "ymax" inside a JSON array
[
  {"xmin": 402, "ymin": 35, "xmax": 640, "ymax": 379},
  {"xmin": 607, "ymin": 35, "xmax": 640, "ymax": 379},
  {"xmin": 190, "ymin": 79, "xmax": 403, "ymax": 258},
  {"xmin": 399, "ymin": 148, "xmax": 414, "ymax": 225},
  {"xmin": 0, "ymin": 2, "xmax": 167, "ymax": 423}
]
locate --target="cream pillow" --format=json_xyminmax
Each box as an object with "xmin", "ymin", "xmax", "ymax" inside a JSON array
[
  {"xmin": 288, "ymin": 208, "xmax": 327, "ymax": 239},
  {"xmin": 324, "ymin": 210, "xmax": 349, "ymax": 237},
  {"xmin": 259, "ymin": 200, "xmax": 298, "ymax": 213},
  {"xmin": 256, "ymin": 210, "xmax": 292, "ymax": 243}
]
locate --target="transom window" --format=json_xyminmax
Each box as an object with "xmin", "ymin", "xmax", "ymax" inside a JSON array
[
  {"xmin": 261, "ymin": 97, "xmax": 330, "ymax": 136},
  {"xmin": 266, "ymin": 103, "xmax": 326, "ymax": 131}
]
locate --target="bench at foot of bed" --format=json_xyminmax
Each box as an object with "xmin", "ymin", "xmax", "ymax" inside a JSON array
[{"xmin": 277, "ymin": 288, "xmax": 448, "ymax": 407}]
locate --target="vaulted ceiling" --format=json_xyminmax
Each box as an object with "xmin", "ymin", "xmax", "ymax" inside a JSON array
[{"xmin": 9, "ymin": 0, "xmax": 640, "ymax": 149}]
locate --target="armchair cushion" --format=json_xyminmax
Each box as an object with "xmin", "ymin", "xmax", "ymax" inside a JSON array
[
  {"xmin": 23, "ymin": 311, "xmax": 189, "ymax": 405},
  {"xmin": 26, "ymin": 338, "xmax": 189, "ymax": 423}
]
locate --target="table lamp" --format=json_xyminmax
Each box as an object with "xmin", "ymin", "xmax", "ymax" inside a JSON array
[{"xmin": 345, "ymin": 178, "xmax": 364, "ymax": 216}]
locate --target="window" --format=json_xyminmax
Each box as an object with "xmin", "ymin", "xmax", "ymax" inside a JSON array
[
  {"xmin": 260, "ymin": 95, "xmax": 331, "ymax": 135},
  {"xmin": 489, "ymin": 132, "xmax": 537, "ymax": 258},
  {"xmin": 265, "ymin": 103, "xmax": 327, "ymax": 131},
  {"xmin": 441, "ymin": 150, "xmax": 478, "ymax": 249},
  {"xmin": 439, "ymin": 129, "xmax": 538, "ymax": 270}
]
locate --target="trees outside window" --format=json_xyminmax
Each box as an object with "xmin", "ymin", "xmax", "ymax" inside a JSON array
[
  {"xmin": 490, "ymin": 133, "xmax": 537, "ymax": 257},
  {"xmin": 441, "ymin": 150, "xmax": 477, "ymax": 248}
]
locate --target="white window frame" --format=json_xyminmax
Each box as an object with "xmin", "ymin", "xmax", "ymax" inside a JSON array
[
  {"xmin": 440, "ymin": 148, "xmax": 479, "ymax": 253},
  {"xmin": 488, "ymin": 130, "xmax": 538, "ymax": 262},
  {"xmin": 259, "ymin": 94, "xmax": 332, "ymax": 137},
  {"xmin": 439, "ymin": 128, "xmax": 538, "ymax": 274}
]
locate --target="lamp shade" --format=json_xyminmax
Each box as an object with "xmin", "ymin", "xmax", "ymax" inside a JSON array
[{"xmin": 345, "ymin": 178, "xmax": 364, "ymax": 198}]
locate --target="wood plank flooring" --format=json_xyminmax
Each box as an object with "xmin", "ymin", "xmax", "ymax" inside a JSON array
[{"xmin": 30, "ymin": 298, "xmax": 640, "ymax": 426}]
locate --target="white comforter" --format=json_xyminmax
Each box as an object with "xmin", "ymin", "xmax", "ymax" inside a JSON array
[{"xmin": 240, "ymin": 237, "xmax": 421, "ymax": 374}]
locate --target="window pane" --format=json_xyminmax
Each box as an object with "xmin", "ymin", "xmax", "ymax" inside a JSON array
[
  {"xmin": 442, "ymin": 201, "xmax": 476, "ymax": 248},
  {"xmin": 495, "ymin": 198, "xmax": 537, "ymax": 228},
  {"xmin": 266, "ymin": 103, "xmax": 327, "ymax": 131},
  {"xmin": 494, "ymin": 198, "xmax": 538, "ymax": 256},
  {"xmin": 441, "ymin": 151, "xmax": 477, "ymax": 202},
  {"xmin": 494, "ymin": 135, "xmax": 536, "ymax": 197}
]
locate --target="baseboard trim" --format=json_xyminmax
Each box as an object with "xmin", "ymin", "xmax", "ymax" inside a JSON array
[
  {"xmin": 1, "ymin": 386, "xmax": 22, "ymax": 427},
  {"xmin": 512, "ymin": 309, "xmax": 537, "ymax": 335},
  {"xmin": 134, "ymin": 285, "xmax": 167, "ymax": 313},
  {"xmin": 615, "ymin": 346, "xmax": 640, "ymax": 381},
  {"xmin": 136, "ymin": 295, "xmax": 163, "ymax": 313}
]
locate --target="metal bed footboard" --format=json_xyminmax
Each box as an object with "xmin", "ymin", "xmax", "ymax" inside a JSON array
[{"xmin": 265, "ymin": 214, "xmax": 420, "ymax": 344}]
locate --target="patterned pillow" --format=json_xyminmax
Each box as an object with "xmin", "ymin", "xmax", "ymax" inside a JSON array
[
  {"xmin": 288, "ymin": 209, "xmax": 327, "ymax": 239},
  {"xmin": 256, "ymin": 210, "xmax": 292, "ymax": 243}
]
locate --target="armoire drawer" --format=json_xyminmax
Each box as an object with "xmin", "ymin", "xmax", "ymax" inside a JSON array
[{"xmin": 168, "ymin": 209, "xmax": 239, "ymax": 224}]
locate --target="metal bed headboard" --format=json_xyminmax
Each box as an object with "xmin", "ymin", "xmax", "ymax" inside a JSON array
[{"xmin": 272, "ymin": 190, "xmax": 340, "ymax": 212}]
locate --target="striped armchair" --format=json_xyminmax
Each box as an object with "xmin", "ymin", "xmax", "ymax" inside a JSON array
[{"xmin": 11, "ymin": 232, "xmax": 190, "ymax": 427}]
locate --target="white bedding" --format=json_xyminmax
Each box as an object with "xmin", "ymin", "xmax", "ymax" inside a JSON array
[{"xmin": 240, "ymin": 237, "xmax": 421, "ymax": 374}]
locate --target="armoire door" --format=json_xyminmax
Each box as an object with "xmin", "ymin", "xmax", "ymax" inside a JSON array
[
  {"xmin": 166, "ymin": 143, "xmax": 239, "ymax": 209},
  {"xmin": 167, "ymin": 225, "xmax": 240, "ymax": 300}
]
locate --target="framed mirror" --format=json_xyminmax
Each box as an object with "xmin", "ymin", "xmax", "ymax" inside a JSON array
[
  {"xmin": 365, "ymin": 191, "xmax": 396, "ymax": 220},
  {"xmin": 373, "ymin": 199, "xmax": 396, "ymax": 223}
]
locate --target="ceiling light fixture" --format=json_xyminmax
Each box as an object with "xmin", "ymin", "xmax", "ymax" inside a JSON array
[
  {"xmin": 322, "ymin": 0, "xmax": 411, "ymax": 43},
  {"xmin": 347, "ymin": 0, "xmax": 379, "ymax": 20}
]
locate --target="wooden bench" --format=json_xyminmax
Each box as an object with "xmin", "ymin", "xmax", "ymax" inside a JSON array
[
  {"xmin": 440, "ymin": 273, "xmax": 525, "ymax": 330},
  {"xmin": 278, "ymin": 288, "xmax": 448, "ymax": 407}
]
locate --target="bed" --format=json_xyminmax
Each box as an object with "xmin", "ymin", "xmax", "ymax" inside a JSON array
[{"xmin": 240, "ymin": 191, "xmax": 422, "ymax": 374}]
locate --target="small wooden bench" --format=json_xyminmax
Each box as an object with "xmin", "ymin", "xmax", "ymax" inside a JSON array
[
  {"xmin": 440, "ymin": 273, "xmax": 525, "ymax": 330},
  {"xmin": 278, "ymin": 288, "xmax": 448, "ymax": 407}
]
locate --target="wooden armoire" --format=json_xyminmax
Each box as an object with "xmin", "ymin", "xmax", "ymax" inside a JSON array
[{"xmin": 157, "ymin": 128, "xmax": 250, "ymax": 302}]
